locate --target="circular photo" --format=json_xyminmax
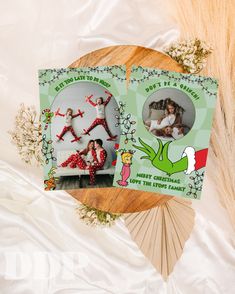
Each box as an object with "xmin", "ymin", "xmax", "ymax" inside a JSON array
[{"xmin": 142, "ymin": 88, "xmax": 196, "ymax": 141}]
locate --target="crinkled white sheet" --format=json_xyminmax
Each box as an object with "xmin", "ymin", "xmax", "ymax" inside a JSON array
[{"xmin": 0, "ymin": 1, "xmax": 235, "ymax": 293}]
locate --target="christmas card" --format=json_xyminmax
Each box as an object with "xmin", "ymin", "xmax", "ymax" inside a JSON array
[
  {"xmin": 113, "ymin": 66, "xmax": 218, "ymax": 199},
  {"xmin": 39, "ymin": 66, "xmax": 126, "ymax": 191}
]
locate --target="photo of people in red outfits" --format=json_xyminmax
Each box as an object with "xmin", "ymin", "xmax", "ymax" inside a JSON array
[{"xmin": 50, "ymin": 82, "xmax": 121, "ymax": 189}]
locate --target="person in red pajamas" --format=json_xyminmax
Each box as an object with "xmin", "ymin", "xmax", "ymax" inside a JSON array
[
  {"xmin": 83, "ymin": 91, "xmax": 117, "ymax": 141},
  {"xmin": 60, "ymin": 140, "xmax": 97, "ymax": 168},
  {"xmin": 78, "ymin": 140, "xmax": 97, "ymax": 166},
  {"xmin": 55, "ymin": 107, "xmax": 84, "ymax": 142},
  {"xmin": 88, "ymin": 139, "xmax": 107, "ymax": 185},
  {"xmin": 60, "ymin": 139, "xmax": 107, "ymax": 185}
]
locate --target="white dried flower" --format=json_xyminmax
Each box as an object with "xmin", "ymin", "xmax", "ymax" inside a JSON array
[
  {"xmin": 8, "ymin": 103, "xmax": 43, "ymax": 165},
  {"xmin": 76, "ymin": 203, "xmax": 122, "ymax": 227},
  {"xmin": 164, "ymin": 38, "xmax": 213, "ymax": 74}
]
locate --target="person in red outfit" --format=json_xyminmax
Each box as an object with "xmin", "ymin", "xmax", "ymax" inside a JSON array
[
  {"xmin": 78, "ymin": 140, "xmax": 98, "ymax": 165},
  {"xmin": 88, "ymin": 139, "xmax": 107, "ymax": 185},
  {"xmin": 55, "ymin": 107, "xmax": 84, "ymax": 142},
  {"xmin": 60, "ymin": 140, "xmax": 97, "ymax": 169},
  {"xmin": 83, "ymin": 91, "xmax": 117, "ymax": 141},
  {"xmin": 60, "ymin": 139, "xmax": 107, "ymax": 186}
]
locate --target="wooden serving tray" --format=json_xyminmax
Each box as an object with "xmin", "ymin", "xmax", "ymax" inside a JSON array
[{"xmin": 67, "ymin": 45, "xmax": 184, "ymax": 213}]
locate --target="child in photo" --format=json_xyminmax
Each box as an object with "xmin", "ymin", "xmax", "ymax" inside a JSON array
[
  {"xmin": 154, "ymin": 125, "xmax": 184, "ymax": 140},
  {"xmin": 55, "ymin": 107, "xmax": 83, "ymax": 142},
  {"xmin": 83, "ymin": 91, "xmax": 117, "ymax": 141}
]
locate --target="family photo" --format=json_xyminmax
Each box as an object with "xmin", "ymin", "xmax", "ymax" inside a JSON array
[
  {"xmin": 50, "ymin": 82, "xmax": 120, "ymax": 190},
  {"xmin": 142, "ymin": 88, "xmax": 196, "ymax": 140}
]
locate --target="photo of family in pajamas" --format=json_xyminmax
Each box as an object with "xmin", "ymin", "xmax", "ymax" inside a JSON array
[
  {"xmin": 143, "ymin": 89, "xmax": 195, "ymax": 141},
  {"xmin": 59, "ymin": 139, "xmax": 107, "ymax": 185},
  {"xmin": 50, "ymin": 82, "xmax": 120, "ymax": 190}
]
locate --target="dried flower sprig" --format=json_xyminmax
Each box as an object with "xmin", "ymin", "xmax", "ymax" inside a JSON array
[
  {"xmin": 8, "ymin": 103, "xmax": 43, "ymax": 165},
  {"xmin": 164, "ymin": 38, "xmax": 213, "ymax": 74},
  {"xmin": 76, "ymin": 203, "xmax": 122, "ymax": 227}
]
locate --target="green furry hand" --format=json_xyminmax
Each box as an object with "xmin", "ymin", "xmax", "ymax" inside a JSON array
[{"xmin": 133, "ymin": 138, "xmax": 188, "ymax": 176}]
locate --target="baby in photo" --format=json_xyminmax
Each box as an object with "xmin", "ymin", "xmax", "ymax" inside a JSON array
[{"xmin": 153, "ymin": 125, "xmax": 184, "ymax": 140}]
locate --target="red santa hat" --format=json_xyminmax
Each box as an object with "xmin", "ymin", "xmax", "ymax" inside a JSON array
[{"xmin": 181, "ymin": 147, "xmax": 208, "ymax": 175}]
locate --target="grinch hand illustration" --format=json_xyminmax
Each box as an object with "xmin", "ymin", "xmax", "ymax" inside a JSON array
[
  {"xmin": 117, "ymin": 150, "xmax": 135, "ymax": 186},
  {"xmin": 133, "ymin": 138, "xmax": 208, "ymax": 176}
]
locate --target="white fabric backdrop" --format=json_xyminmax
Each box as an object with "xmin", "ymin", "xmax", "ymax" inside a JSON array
[{"xmin": 0, "ymin": 1, "xmax": 235, "ymax": 293}]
